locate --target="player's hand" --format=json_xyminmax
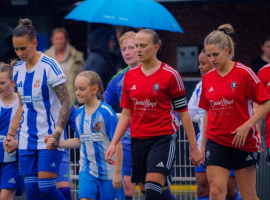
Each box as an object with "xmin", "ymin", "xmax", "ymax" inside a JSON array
[
  {"xmin": 112, "ymin": 172, "xmax": 123, "ymax": 189},
  {"xmin": 45, "ymin": 131, "xmax": 61, "ymax": 151},
  {"xmin": 4, "ymin": 135, "xmax": 18, "ymax": 153},
  {"xmin": 231, "ymin": 123, "xmax": 250, "ymax": 147},
  {"xmin": 200, "ymin": 148, "xmax": 205, "ymax": 165},
  {"xmin": 190, "ymin": 147, "xmax": 203, "ymax": 167},
  {"xmin": 105, "ymin": 144, "xmax": 116, "ymax": 165}
]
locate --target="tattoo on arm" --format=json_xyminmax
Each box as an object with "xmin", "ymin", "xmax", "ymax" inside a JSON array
[{"xmin": 54, "ymin": 83, "xmax": 72, "ymax": 131}]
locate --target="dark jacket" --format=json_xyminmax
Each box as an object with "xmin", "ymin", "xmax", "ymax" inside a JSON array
[{"xmin": 83, "ymin": 28, "xmax": 116, "ymax": 90}]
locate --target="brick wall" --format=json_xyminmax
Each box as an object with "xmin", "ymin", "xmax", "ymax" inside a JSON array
[{"xmin": 155, "ymin": 1, "xmax": 270, "ymax": 75}]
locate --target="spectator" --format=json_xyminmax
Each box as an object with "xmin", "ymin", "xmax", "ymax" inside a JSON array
[
  {"xmin": 45, "ymin": 27, "xmax": 84, "ymax": 105},
  {"xmin": 250, "ymin": 35, "xmax": 270, "ymax": 74},
  {"xmin": 83, "ymin": 28, "xmax": 116, "ymax": 90}
]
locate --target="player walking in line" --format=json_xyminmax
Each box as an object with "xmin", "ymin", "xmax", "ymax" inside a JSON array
[
  {"xmin": 105, "ymin": 31, "xmax": 177, "ymax": 200},
  {"xmin": 0, "ymin": 62, "xmax": 24, "ymax": 200},
  {"xmin": 257, "ymin": 64, "xmax": 270, "ymax": 166},
  {"xmin": 46, "ymin": 71, "xmax": 125, "ymax": 200},
  {"xmin": 199, "ymin": 24, "xmax": 270, "ymax": 200},
  {"xmin": 106, "ymin": 28, "xmax": 202, "ymax": 200},
  {"xmin": 9, "ymin": 18, "xmax": 72, "ymax": 200},
  {"xmin": 188, "ymin": 49, "xmax": 242, "ymax": 200}
]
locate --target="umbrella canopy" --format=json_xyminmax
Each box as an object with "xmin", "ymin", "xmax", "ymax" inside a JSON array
[{"xmin": 65, "ymin": 0, "xmax": 183, "ymax": 33}]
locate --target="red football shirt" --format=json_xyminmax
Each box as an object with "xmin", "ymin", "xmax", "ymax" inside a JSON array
[
  {"xmin": 258, "ymin": 64, "xmax": 270, "ymax": 148},
  {"xmin": 199, "ymin": 62, "xmax": 270, "ymax": 152},
  {"xmin": 121, "ymin": 63, "xmax": 187, "ymax": 139}
]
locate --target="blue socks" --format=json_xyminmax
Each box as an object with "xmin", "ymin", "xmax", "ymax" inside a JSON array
[
  {"xmin": 24, "ymin": 176, "xmax": 41, "ymax": 200},
  {"xmin": 161, "ymin": 187, "xmax": 176, "ymax": 200},
  {"xmin": 38, "ymin": 178, "xmax": 65, "ymax": 200},
  {"xmin": 58, "ymin": 187, "xmax": 71, "ymax": 200},
  {"xmin": 232, "ymin": 191, "xmax": 243, "ymax": 200},
  {"xmin": 197, "ymin": 196, "xmax": 210, "ymax": 200}
]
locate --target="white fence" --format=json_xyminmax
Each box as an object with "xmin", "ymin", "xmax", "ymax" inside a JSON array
[{"xmin": 68, "ymin": 126, "xmax": 197, "ymax": 200}]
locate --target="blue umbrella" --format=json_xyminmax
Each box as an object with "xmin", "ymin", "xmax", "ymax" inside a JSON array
[{"xmin": 65, "ymin": 0, "xmax": 183, "ymax": 33}]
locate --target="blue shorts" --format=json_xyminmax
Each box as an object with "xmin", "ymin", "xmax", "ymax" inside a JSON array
[
  {"xmin": 123, "ymin": 144, "xmax": 132, "ymax": 176},
  {"xmin": 0, "ymin": 162, "xmax": 24, "ymax": 195},
  {"xmin": 56, "ymin": 160, "xmax": 70, "ymax": 183},
  {"xmin": 195, "ymin": 163, "xmax": 235, "ymax": 176},
  {"xmin": 78, "ymin": 172, "xmax": 125, "ymax": 200},
  {"xmin": 18, "ymin": 149, "xmax": 63, "ymax": 176}
]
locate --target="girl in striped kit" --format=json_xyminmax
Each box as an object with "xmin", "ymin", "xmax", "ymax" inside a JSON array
[
  {"xmin": 46, "ymin": 71, "xmax": 125, "ymax": 200},
  {"xmin": 0, "ymin": 62, "xmax": 24, "ymax": 199}
]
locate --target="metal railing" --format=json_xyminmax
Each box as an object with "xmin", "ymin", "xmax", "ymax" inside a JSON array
[{"xmin": 67, "ymin": 125, "xmax": 197, "ymax": 200}]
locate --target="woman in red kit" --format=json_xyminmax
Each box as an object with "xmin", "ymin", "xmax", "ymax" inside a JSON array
[
  {"xmin": 105, "ymin": 29, "xmax": 202, "ymax": 200},
  {"xmin": 199, "ymin": 24, "xmax": 270, "ymax": 200},
  {"xmin": 257, "ymin": 64, "xmax": 270, "ymax": 165}
]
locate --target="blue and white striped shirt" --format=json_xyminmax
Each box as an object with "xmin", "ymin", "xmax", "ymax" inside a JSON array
[
  {"xmin": 75, "ymin": 101, "xmax": 118, "ymax": 180},
  {"xmin": 0, "ymin": 96, "xmax": 19, "ymax": 162},
  {"xmin": 13, "ymin": 52, "xmax": 67, "ymax": 150}
]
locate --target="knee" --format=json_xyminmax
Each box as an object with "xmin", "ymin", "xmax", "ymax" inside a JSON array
[
  {"xmin": 124, "ymin": 183, "xmax": 135, "ymax": 197},
  {"xmin": 209, "ymin": 186, "xmax": 225, "ymax": 199},
  {"xmin": 197, "ymin": 181, "xmax": 209, "ymax": 197}
]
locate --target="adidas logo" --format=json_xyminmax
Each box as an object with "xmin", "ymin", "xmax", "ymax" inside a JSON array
[
  {"xmin": 208, "ymin": 87, "xmax": 214, "ymax": 92},
  {"xmin": 246, "ymin": 155, "xmax": 253, "ymax": 161},
  {"xmin": 267, "ymin": 82, "xmax": 270, "ymax": 86},
  {"xmin": 64, "ymin": 173, "xmax": 69, "ymax": 178},
  {"xmin": 131, "ymin": 84, "xmax": 136, "ymax": 90},
  {"xmin": 51, "ymin": 163, "xmax": 56, "ymax": 167},
  {"xmin": 8, "ymin": 178, "xmax": 16, "ymax": 184},
  {"xmin": 156, "ymin": 162, "xmax": 164, "ymax": 167}
]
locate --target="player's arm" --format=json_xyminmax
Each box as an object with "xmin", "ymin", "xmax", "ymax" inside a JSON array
[
  {"xmin": 48, "ymin": 83, "xmax": 72, "ymax": 150},
  {"xmin": 105, "ymin": 108, "xmax": 131, "ymax": 163},
  {"xmin": 232, "ymin": 99, "xmax": 270, "ymax": 147},
  {"xmin": 112, "ymin": 141, "xmax": 123, "ymax": 189},
  {"xmin": 200, "ymin": 110, "xmax": 209, "ymax": 164},
  {"xmin": 177, "ymin": 111, "xmax": 202, "ymax": 167},
  {"xmin": 4, "ymin": 94, "xmax": 23, "ymax": 153},
  {"xmin": 46, "ymin": 137, "xmax": 81, "ymax": 149}
]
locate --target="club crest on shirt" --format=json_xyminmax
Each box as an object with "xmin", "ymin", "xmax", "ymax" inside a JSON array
[
  {"xmin": 93, "ymin": 119, "xmax": 102, "ymax": 133},
  {"xmin": 33, "ymin": 79, "xmax": 41, "ymax": 88},
  {"xmin": 231, "ymin": 81, "xmax": 237, "ymax": 90},
  {"xmin": 153, "ymin": 83, "xmax": 159, "ymax": 93}
]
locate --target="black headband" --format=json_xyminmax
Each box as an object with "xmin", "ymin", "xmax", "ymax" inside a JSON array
[{"xmin": 218, "ymin": 28, "xmax": 227, "ymax": 35}]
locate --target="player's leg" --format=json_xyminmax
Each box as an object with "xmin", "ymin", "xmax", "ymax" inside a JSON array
[
  {"xmin": 195, "ymin": 165, "xmax": 209, "ymax": 200},
  {"xmin": 38, "ymin": 149, "xmax": 65, "ymax": 200},
  {"xmin": 78, "ymin": 172, "xmax": 99, "ymax": 200},
  {"xmin": 130, "ymin": 138, "xmax": 147, "ymax": 199},
  {"xmin": 206, "ymin": 166, "xmax": 230, "ymax": 200},
  {"xmin": 0, "ymin": 162, "xmax": 24, "ymax": 200},
  {"xmin": 144, "ymin": 133, "xmax": 177, "ymax": 200},
  {"xmin": 18, "ymin": 149, "xmax": 41, "ymax": 200},
  {"xmin": 232, "ymin": 150, "xmax": 259, "ymax": 200},
  {"xmin": 161, "ymin": 173, "xmax": 176, "ymax": 200},
  {"xmin": 226, "ymin": 170, "xmax": 242, "ymax": 200},
  {"xmin": 56, "ymin": 153, "xmax": 71, "ymax": 200},
  {"xmin": 204, "ymin": 139, "xmax": 232, "ymax": 200},
  {"xmin": 122, "ymin": 144, "xmax": 136, "ymax": 200}
]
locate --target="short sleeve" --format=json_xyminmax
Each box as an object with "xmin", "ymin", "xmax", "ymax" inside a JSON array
[
  {"xmin": 198, "ymin": 79, "xmax": 210, "ymax": 111},
  {"xmin": 104, "ymin": 79, "xmax": 118, "ymax": 106},
  {"xmin": 45, "ymin": 59, "xmax": 67, "ymax": 88},
  {"xmin": 245, "ymin": 69, "xmax": 270, "ymax": 104},
  {"xmin": 105, "ymin": 110, "xmax": 118, "ymax": 141},
  {"xmin": 75, "ymin": 126, "xmax": 80, "ymax": 138},
  {"xmin": 188, "ymin": 85, "xmax": 199, "ymax": 119},
  {"xmin": 258, "ymin": 68, "xmax": 267, "ymax": 87},
  {"xmin": 68, "ymin": 106, "xmax": 76, "ymax": 132},
  {"xmin": 120, "ymin": 74, "xmax": 132, "ymax": 109}
]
